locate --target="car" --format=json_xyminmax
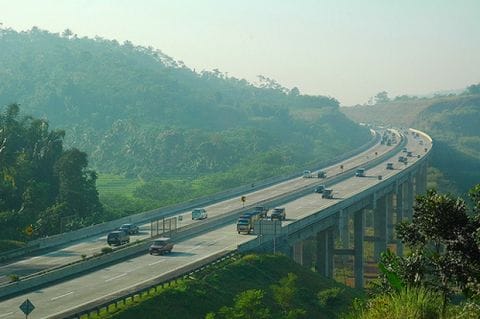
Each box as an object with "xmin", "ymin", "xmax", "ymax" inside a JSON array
[
  {"xmin": 386, "ymin": 162, "xmax": 394, "ymax": 170},
  {"xmin": 302, "ymin": 170, "xmax": 313, "ymax": 178},
  {"xmin": 355, "ymin": 168, "xmax": 365, "ymax": 177},
  {"xmin": 107, "ymin": 230, "xmax": 130, "ymax": 246},
  {"xmin": 192, "ymin": 208, "xmax": 207, "ymax": 220},
  {"xmin": 314, "ymin": 184, "xmax": 326, "ymax": 193},
  {"xmin": 317, "ymin": 171, "xmax": 327, "ymax": 178},
  {"xmin": 270, "ymin": 207, "xmax": 286, "ymax": 220},
  {"xmin": 149, "ymin": 237, "xmax": 174, "ymax": 255},
  {"xmin": 119, "ymin": 223, "xmax": 140, "ymax": 235}
]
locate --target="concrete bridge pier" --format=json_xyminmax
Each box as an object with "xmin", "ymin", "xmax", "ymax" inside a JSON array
[
  {"xmin": 338, "ymin": 209, "xmax": 350, "ymax": 250},
  {"xmin": 292, "ymin": 241, "xmax": 304, "ymax": 266},
  {"xmin": 416, "ymin": 164, "xmax": 428, "ymax": 195},
  {"xmin": 316, "ymin": 227, "xmax": 335, "ymax": 278},
  {"xmin": 373, "ymin": 195, "xmax": 387, "ymax": 261},
  {"xmin": 396, "ymin": 183, "xmax": 404, "ymax": 256},
  {"xmin": 386, "ymin": 192, "xmax": 395, "ymax": 244},
  {"xmin": 354, "ymin": 208, "xmax": 365, "ymax": 289},
  {"xmin": 405, "ymin": 175, "xmax": 414, "ymax": 220}
]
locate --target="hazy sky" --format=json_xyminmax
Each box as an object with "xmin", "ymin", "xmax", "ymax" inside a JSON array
[{"xmin": 1, "ymin": 0, "xmax": 480, "ymax": 105}]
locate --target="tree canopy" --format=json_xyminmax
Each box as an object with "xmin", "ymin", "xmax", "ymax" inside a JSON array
[{"xmin": 0, "ymin": 104, "xmax": 102, "ymax": 239}]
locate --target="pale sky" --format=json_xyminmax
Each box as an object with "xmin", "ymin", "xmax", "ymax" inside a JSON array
[{"xmin": 1, "ymin": 0, "xmax": 479, "ymax": 105}]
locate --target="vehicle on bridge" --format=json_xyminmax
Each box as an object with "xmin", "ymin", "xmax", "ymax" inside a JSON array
[
  {"xmin": 237, "ymin": 210, "xmax": 264, "ymax": 234},
  {"xmin": 314, "ymin": 184, "xmax": 326, "ymax": 193},
  {"xmin": 270, "ymin": 207, "xmax": 286, "ymax": 220},
  {"xmin": 192, "ymin": 207, "xmax": 208, "ymax": 220},
  {"xmin": 317, "ymin": 170, "xmax": 327, "ymax": 178},
  {"xmin": 107, "ymin": 230, "xmax": 130, "ymax": 246},
  {"xmin": 119, "ymin": 223, "xmax": 140, "ymax": 235},
  {"xmin": 149, "ymin": 237, "xmax": 174, "ymax": 255},
  {"xmin": 322, "ymin": 188, "xmax": 334, "ymax": 199},
  {"xmin": 355, "ymin": 168, "xmax": 366, "ymax": 177},
  {"xmin": 253, "ymin": 206, "xmax": 269, "ymax": 218},
  {"xmin": 302, "ymin": 170, "xmax": 314, "ymax": 178}
]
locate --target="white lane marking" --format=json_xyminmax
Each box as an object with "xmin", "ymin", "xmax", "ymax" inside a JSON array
[
  {"xmin": 105, "ymin": 273, "xmax": 127, "ymax": 282},
  {"xmin": 51, "ymin": 291, "xmax": 74, "ymax": 301},
  {"xmin": 0, "ymin": 312, "xmax": 13, "ymax": 318},
  {"xmin": 148, "ymin": 259, "xmax": 166, "ymax": 266},
  {"xmin": 186, "ymin": 244, "xmax": 202, "ymax": 252}
]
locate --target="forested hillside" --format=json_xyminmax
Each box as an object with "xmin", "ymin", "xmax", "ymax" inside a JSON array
[
  {"xmin": 0, "ymin": 27, "xmax": 370, "ymax": 180},
  {"xmin": 342, "ymin": 88, "xmax": 480, "ymax": 194}
]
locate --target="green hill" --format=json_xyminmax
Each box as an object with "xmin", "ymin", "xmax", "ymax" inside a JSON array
[
  {"xmin": 0, "ymin": 27, "xmax": 370, "ymax": 181},
  {"xmin": 341, "ymin": 93, "xmax": 480, "ymax": 194},
  {"xmin": 98, "ymin": 254, "xmax": 362, "ymax": 319}
]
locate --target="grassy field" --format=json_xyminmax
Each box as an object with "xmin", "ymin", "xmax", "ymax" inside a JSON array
[{"xmin": 96, "ymin": 174, "xmax": 145, "ymax": 198}]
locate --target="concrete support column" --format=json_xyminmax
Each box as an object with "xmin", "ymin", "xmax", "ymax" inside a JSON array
[
  {"xmin": 396, "ymin": 183, "xmax": 404, "ymax": 256},
  {"xmin": 354, "ymin": 209, "xmax": 365, "ymax": 289},
  {"xmin": 417, "ymin": 164, "xmax": 428, "ymax": 195},
  {"xmin": 338, "ymin": 210, "xmax": 349, "ymax": 249},
  {"xmin": 405, "ymin": 176, "xmax": 414, "ymax": 220},
  {"xmin": 293, "ymin": 241, "xmax": 304, "ymax": 266},
  {"xmin": 374, "ymin": 195, "xmax": 387, "ymax": 261},
  {"xmin": 386, "ymin": 192, "xmax": 395, "ymax": 243},
  {"xmin": 316, "ymin": 228, "xmax": 335, "ymax": 278}
]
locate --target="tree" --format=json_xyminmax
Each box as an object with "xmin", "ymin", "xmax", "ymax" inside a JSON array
[
  {"xmin": 374, "ymin": 91, "xmax": 390, "ymax": 104},
  {"xmin": 271, "ymin": 273, "xmax": 305, "ymax": 318},
  {"xmin": 466, "ymin": 83, "xmax": 480, "ymax": 95},
  {"xmin": 379, "ymin": 187, "xmax": 480, "ymax": 303},
  {"xmin": 208, "ymin": 289, "xmax": 270, "ymax": 319}
]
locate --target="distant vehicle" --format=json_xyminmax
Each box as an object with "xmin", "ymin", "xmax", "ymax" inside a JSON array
[
  {"xmin": 419, "ymin": 140, "xmax": 424, "ymax": 145},
  {"xmin": 386, "ymin": 162, "xmax": 394, "ymax": 170},
  {"xmin": 107, "ymin": 231, "xmax": 130, "ymax": 246},
  {"xmin": 149, "ymin": 237, "xmax": 174, "ymax": 255},
  {"xmin": 355, "ymin": 168, "xmax": 366, "ymax": 177},
  {"xmin": 192, "ymin": 208, "xmax": 208, "ymax": 220},
  {"xmin": 402, "ymin": 147, "xmax": 408, "ymax": 153},
  {"xmin": 315, "ymin": 184, "xmax": 326, "ymax": 193},
  {"xmin": 253, "ymin": 206, "xmax": 269, "ymax": 218},
  {"xmin": 317, "ymin": 171, "xmax": 327, "ymax": 178},
  {"xmin": 322, "ymin": 189, "xmax": 334, "ymax": 199},
  {"xmin": 398, "ymin": 156, "xmax": 407, "ymax": 163},
  {"xmin": 119, "ymin": 223, "xmax": 140, "ymax": 235},
  {"xmin": 406, "ymin": 151, "xmax": 413, "ymax": 157},
  {"xmin": 303, "ymin": 170, "xmax": 314, "ymax": 178},
  {"xmin": 270, "ymin": 207, "xmax": 286, "ymax": 221}
]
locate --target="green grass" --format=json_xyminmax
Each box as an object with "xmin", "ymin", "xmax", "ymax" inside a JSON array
[
  {"xmin": 92, "ymin": 254, "xmax": 363, "ymax": 319},
  {"xmin": 96, "ymin": 174, "xmax": 145, "ymax": 198}
]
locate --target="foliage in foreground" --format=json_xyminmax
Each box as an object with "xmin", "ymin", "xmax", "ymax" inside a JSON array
[
  {"xmin": 99, "ymin": 254, "xmax": 362, "ymax": 319},
  {"xmin": 350, "ymin": 185, "xmax": 480, "ymax": 319}
]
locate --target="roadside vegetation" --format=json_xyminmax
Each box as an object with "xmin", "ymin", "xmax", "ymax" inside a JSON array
[{"xmin": 93, "ymin": 254, "xmax": 362, "ymax": 319}]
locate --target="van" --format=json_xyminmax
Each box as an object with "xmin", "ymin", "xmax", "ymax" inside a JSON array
[
  {"xmin": 107, "ymin": 230, "xmax": 130, "ymax": 246},
  {"xmin": 192, "ymin": 208, "xmax": 207, "ymax": 220}
]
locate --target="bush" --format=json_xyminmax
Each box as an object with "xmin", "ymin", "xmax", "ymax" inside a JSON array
[{"xmin": 101, "ymin": 247, "xmax": 113, "ymax": 254}]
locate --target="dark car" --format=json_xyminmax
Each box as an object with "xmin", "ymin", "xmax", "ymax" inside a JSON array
[
  {"xmin": 149, "ymin": 237, "xmax": 174, "ymax": 255},
  {"xmin": 270, "ymin": 207, "xmax": 286, "ymax": 220},
  {"xmin": 107, "ymin": 231, "xmax": 130, "ymax": 246},
  {"xmin": 119, "ymin": 223, "xmax": 140, "ymax": 235},
  {"xmin": 315, "ymin": 185, "xmax": 326, "ymax": 193}
]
